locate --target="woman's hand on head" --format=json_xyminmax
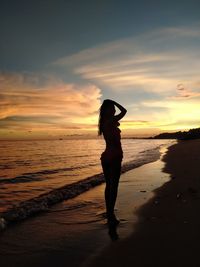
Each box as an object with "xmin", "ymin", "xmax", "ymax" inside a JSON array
[{"xmin": 104, "ymin": 99, "xmax": 114, "ymax": 103}]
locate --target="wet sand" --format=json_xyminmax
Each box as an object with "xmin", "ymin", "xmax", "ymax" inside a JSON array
[
  {"xmin": 0, "ymin": 145, "xmax": 171, "ymax": 267},
  {"xmin": 87, "ymin": 139, "xmax": 200, "ymax": 266}
]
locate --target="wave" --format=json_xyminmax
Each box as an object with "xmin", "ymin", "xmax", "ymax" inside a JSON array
[
  {"xmin": 0, "ymin": 166, "xmax": 85, "ymax": 184},
  {"xmin": 0, "ymin": 145, "xmax": 162, "ymax": 230}
]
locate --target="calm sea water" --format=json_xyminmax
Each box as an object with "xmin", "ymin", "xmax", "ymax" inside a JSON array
[{"xmin": 0, "ymin": 138, "xmax": 171, "ymax": 213}]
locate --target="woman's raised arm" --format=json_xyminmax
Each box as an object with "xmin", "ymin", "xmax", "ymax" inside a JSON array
[{"xmin": 112, "ymin": 100, "xmax": 127, "ymax": 121}]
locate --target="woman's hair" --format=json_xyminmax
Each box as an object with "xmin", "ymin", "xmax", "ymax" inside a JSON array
[{"xmin": 98, "ymin": 100, "xmax": 114, "ymax": 135}]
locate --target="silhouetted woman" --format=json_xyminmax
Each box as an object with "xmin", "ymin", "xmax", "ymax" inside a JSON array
[{"xmin": 98, "ymin": 99, "xmax": 127, "ymax": 225}]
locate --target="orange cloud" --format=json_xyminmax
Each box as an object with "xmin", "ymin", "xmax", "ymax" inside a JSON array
[{"xmin": 0, "ymin": 72, "xmax": 101, "ymax": 136}]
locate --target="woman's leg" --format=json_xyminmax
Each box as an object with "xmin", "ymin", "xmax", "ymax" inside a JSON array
[
  {"xmin": 107, "ymin": 161, "xmax": 121, "ymax": 218},
  {"xmin": 101, "ymin": 160, "xmax": 111, "ymax": 216},
  {"xmin": 101, "ymin": 159, "xmax": 121, "ymax": 221}
]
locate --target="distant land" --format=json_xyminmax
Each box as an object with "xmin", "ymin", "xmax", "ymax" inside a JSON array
[{"xmin": 150, "ymin": 127, "xmax": 200, "ymax": 140}]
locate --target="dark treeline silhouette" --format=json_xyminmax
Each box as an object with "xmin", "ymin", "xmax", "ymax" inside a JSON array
[{"xmin": 150, "ymin": 127, "xmax": 200, "ymax": 140}]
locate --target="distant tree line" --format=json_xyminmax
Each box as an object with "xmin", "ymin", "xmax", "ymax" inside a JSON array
[{"xmin": 150, "ymin": 127, "xmax": 200, "ymax": 140}]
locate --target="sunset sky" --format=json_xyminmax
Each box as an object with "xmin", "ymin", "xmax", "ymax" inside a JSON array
[{"xmin": 1, "ymin": 0, "xmax": 200, "ymax": 139}]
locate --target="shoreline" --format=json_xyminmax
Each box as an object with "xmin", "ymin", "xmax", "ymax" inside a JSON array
[
  {"xmin": 0, "ymin": 142, "xmax": 166, "ymax": 229},
  {"xmin": 87, "ymin": 139, "xmax": 200, "ymax": 266}
]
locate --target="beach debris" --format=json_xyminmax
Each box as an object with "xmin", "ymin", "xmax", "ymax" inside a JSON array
[
  {"xmin": 0, "ymin": 217, "xmax": 7, "ymax": 231},
  {"xmin": 176, "ymin": 193, "xmax": 187, "ymax": 203},
  {"xmin": 176, "ymin": 193, "xmax": 182, "ymax": 199},
  {"xmin": 154, "ymin": 196, "xmax": 161, "ymax": 205},
  {"xmin": 154, "ymin": 200, "xmax": 159, "ymax": 205}
]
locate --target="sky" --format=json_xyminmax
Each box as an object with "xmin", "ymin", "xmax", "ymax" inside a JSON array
[{"xmin": 0, "ymin": 0, "xmax": 200, "ymax": 139}]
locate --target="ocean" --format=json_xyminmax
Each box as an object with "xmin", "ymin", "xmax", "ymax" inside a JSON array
[{"xmin": 0, "ymin": 138, "xmax": 172, "ymax": 222}]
